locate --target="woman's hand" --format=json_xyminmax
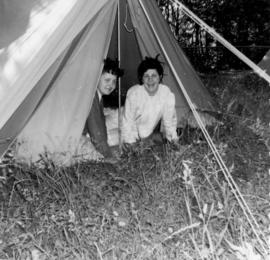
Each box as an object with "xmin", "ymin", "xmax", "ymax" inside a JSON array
[
  {"xmin": 121, "ymin": 143, "xmax": 132, "ymax": 153},
  {"xmin": 169, "ymin": 139, "xmax": 180, "ymax": 150}
]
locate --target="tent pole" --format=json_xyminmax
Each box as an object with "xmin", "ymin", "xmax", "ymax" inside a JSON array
[{"xmin": 117, "ymin": 0, "xmax": 122, "ymax": 153}]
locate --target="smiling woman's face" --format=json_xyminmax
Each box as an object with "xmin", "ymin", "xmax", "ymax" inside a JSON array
[
  {"xmin": 98, "ymin": 72, "xmax": 117, "ymax": 96},
  {"xmin": 142, "ymin": 69, "xmax": 161, "ymax": 96}
]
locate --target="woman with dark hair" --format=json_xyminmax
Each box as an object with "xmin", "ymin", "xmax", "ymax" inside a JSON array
[
  {"xmin": 122, "ymin": 56, "xmax": 178, "ymax": 146},
  {"xmin": 84, "ymin": 58, "xmax": 123, "ymax": 163}
]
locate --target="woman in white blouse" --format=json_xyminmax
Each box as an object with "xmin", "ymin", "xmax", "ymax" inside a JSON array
[{"xmin": 122, "ymin": 56, "xmax": 178, "ymax": 148}]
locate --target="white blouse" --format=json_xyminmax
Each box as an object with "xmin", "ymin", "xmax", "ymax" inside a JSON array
[{"xmin": 122, "ymin": 84, "xmax": 178, "ymax": 143}]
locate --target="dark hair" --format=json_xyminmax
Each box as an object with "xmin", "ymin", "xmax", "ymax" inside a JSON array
[
  {"xmin": 102, "ymin": 58, "xmax": 124, "ymax": 77},
  {"xmin": 137, "ymin": 55, "xmax": 164, "ymax": 84}
]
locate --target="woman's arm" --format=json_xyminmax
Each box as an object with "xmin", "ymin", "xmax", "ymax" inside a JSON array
[{"xmin": 162, "ymin": 91, "xmax": 178, "ymax": 141}]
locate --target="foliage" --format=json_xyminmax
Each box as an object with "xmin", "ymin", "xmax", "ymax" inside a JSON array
[
  {"xmin": 156, "ymin": 0, "xmax": 270, "ymax": 72},
  {"xmin": 201, "ymin": 71, "xmax": 270, "ymax": 179}
]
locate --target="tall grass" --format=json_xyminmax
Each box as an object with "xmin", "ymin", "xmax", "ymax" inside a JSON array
[
  {"xmin": 0, "ymin": 71, "xmax": 270, "ymax": 259},
  {"xmin": 1, "ymin": 137, "xmax": 269, "ymax": 259}
]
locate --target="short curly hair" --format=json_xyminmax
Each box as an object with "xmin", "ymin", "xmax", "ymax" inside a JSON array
[
  {"xmin": 102, "ymin": 58, "xmax": 124, "ymax": 78},
  {"xmin": 137, "ymin": 55, "xmax": 164, "ymax": 84}
]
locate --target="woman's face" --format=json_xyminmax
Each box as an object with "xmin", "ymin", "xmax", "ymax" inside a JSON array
[
  {"xmin": 98, "ymin": 72, "xmax": 117, "ymax": 96},
  {"xmin": 142, "ymin": 69, "xmax": 161, "ymax": 96}
]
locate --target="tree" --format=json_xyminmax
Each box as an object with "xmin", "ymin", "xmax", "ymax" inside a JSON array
[{"xmin": 157, "ymin": 0, "xmax": 270, "ymax": 72}]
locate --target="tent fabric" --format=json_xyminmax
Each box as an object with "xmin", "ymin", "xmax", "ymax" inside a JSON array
[
  {"xmin": 107, "ymin": 0, "xmax": 143, "ymax": 91},
  {"xmin": 258, "ymin": 50, "xmax": 270, "ymax": 75},
  {"xmin": 15, "ymin": 0, "xmax": 118, "ymax": 164},
  {"xmin": 0, "ymin": 0, "xmax": 114, "ymax": 157},
  {"xmin": 0, "ymin": 0, "xmax": 216, "ymax": 164},
  {"xmin": 0, "ymin": 0, "xmax": 110, "ymax": 130}
]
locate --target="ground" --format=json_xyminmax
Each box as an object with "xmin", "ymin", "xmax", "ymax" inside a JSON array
[{"xmin": 0, "ymin": 71, "xmax": 270, "ymax": 259}]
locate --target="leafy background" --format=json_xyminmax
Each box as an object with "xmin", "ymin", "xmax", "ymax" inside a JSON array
[{"xmin": 157, "ymin": 0, "xmax": 270, "ymax": 72}]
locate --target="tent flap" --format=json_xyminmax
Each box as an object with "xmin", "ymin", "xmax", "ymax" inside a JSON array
[{"xmin": 15, "ymin": 0, "xmax": 118, "ymax": 163}]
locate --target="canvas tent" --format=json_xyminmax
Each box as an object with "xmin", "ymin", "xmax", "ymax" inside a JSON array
[
  {"xmin": 258, "ymin": 50, "xmax": 270, "ymax": 75},
  {"xmin": 0, "ymin": 0, "xmax": 215, "ymax": 164}
]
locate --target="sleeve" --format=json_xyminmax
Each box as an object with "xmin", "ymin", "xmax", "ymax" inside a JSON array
[
  {"xmin": 162, "ymin": 90, "xmax": 178, "ymax": 141},
  {"xmin": 121, "ymin": 88, "xmax": 139, "ymax": 144},
  {"xmin": 85, "ymin": 96, "xmax": 113, "ymax": 158}
]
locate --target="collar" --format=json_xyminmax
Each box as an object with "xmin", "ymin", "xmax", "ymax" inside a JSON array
[{"xmin": 97, "ymin": 90, "xmax": 102, "ymax": 101}]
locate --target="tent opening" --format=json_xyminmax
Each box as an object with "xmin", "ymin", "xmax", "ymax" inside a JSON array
[{"xmin": 0, "ymin": 0, "xmax": 216, "ymax": 165}]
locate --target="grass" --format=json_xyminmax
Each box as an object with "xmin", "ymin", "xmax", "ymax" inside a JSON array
[{"xmin": 0, "ymin": 71, "xmax": 270, "ymax": 259}]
